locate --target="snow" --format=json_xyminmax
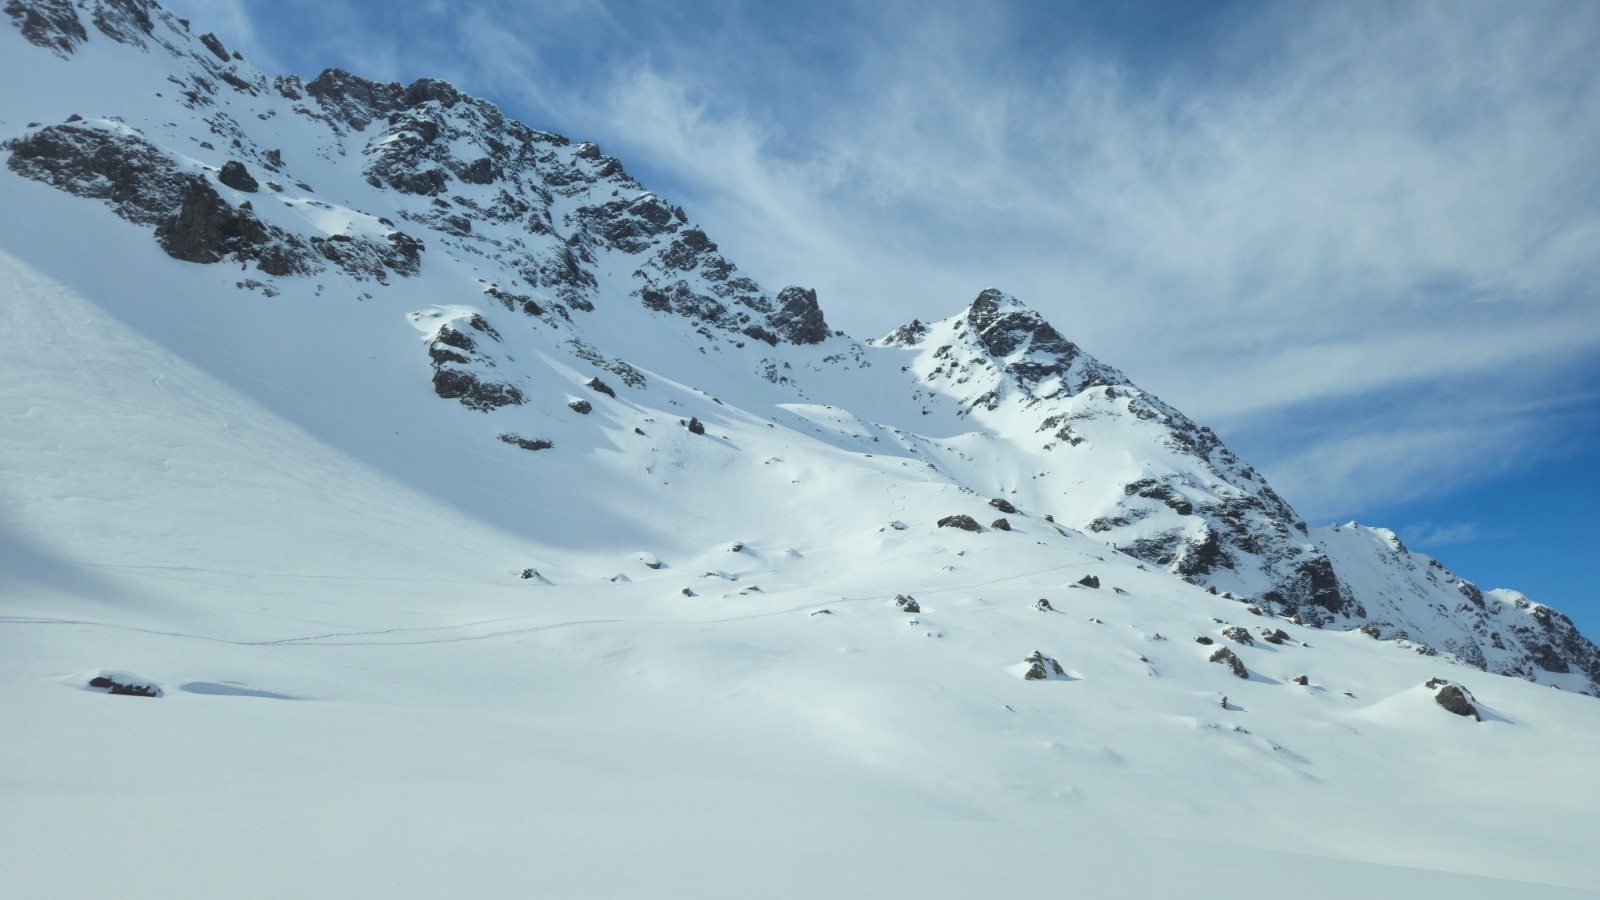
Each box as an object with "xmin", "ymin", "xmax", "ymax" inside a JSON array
[{"xmin": 2, "ymin": 4, "xmax": 1599, "ymax": 896}]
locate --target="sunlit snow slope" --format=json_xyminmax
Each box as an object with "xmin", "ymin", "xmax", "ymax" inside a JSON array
[{"xmin": 3, "ymin": 2, "xmax": 1599, "ymax": 897}]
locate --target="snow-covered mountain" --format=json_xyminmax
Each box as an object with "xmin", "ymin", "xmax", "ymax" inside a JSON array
[{"xmin": 4, "ymin": 2, "xmax": 1599, "ymax": 896}]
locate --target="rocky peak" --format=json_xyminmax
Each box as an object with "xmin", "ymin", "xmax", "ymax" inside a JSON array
[
  {"xmin": 1317, "ymin": 523, "xmax": 1600, "ymax": 695},
  {"xmin": 953, "ymin": 289, "xmax": 1128, "ymax": 399}
]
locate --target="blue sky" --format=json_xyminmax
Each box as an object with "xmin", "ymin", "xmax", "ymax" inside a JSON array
[{"xmin": 176, "ymin": 0, "xmax": 1600, "ymax": 633}]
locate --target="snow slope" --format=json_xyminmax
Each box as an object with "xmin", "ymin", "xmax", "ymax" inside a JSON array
[{"xmin": 3, "ymin": 2, "xmax": 1599, "ymax": 896}]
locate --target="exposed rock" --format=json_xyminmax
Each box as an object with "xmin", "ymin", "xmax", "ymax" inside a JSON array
[
  {"xmin": 894, "ymin": 594, "xmax": 920, "ymax": 614},
  {"xmin": 1022, "ymin": 651, "xmax": 1067, "ymax": 681},
  {"xmin": 810, "ymin": 608, "xmax": 831, "ymax": 616},
  {"xmin": 1221, "ymin": 626, "xmax": 1254, "ymax": 645},
  {"xmin": 1077, "ymin": 575, "xmax": 1100, "ymax": 589},
  {"xmin": 567, "ymin": 399, "xmax": 592, "ymax": 414},
  {"xmin": 7, "ymin": 122, "xmax": 191, "ymax": 226},
  {"xmin": 769, "ymin": 285, "xmax": 830, "ymax": 344},
  {"xmin": 1427, "ymin": 679, "xmax": 1481, "ymax": 721},
  {"xmin": 1292, "ymin": 675, "xmax": 1309, "ymax": 686},
  {"xmin": 585, "ymin": 377, "xmax": 616, "ymax": 397},
  {"xmin": 1209, "ymin": 647, "xmax": 1248, "ymax": 679},
  {"xmin": 1262, "ymin": 628, "xmax": 1290, "ymax": 645},
  {"xmin": 989, "ymin": 498, "xmax": 1018, "ymax": 514},
  {"xmin": 6, "ymin": 0, "xmax": 88, "ymax": 56},
  {"xmin": 518, "ymin": 568, "xmax": 539, "ymax": 580},
  {"xmin": 1034, "ymin": 598, "xmax": 1053, "ymax": 612},
  {"xmin": 686, "ymin": 417, "xmax": 705, "ymax": 435},
  {"xmin": 991, "ymin": 518, "xmax": 1012, "ymax": 532},
  {"xmin": 198, "ymin": 31, "xmax": 229, "ymax": 61},
  {"xmin": 1195, "ymin": 636, "xmax": 1214, "ymax": 645},
  {"xmin": 497, "ymin": 434, "xmax": 551, "ymax": 451},
  {"xmin": 1358, "ymin": 624, "xmax": 1382, "ymax": 639},
  {"xmin": 937, "ymin": 514, "xmax": 980, "ymax": 532},
  {"xmin": 87, "ymin": 674, "xmax": 161, "ymax": 697}
]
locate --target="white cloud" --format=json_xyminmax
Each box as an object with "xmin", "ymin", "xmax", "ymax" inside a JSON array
[{"xmin": 178, "ymin": 0, "xmax": 1600, "ymax": 523}]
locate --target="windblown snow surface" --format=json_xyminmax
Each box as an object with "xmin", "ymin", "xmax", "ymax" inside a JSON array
[{"xmin": 2, "ymin": 3, "xmax": 1598, "ymax": 897}]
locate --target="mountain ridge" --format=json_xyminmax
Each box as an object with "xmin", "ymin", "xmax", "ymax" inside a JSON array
[{"xmin": 2, "ymin": 0, "xmax": 1595, "ymax": 698}]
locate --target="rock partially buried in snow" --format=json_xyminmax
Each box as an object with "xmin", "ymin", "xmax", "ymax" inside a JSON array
[
  {"xmin": 1034, "ymin": 598, "xmax": 1054, "ymax": 612},
  {"xmin": 991, "ymin": 517, "xmax": 1012, "ymax": 531},
  {"xmin": 1020, "ymin": 651, "xmax": 1067, "ymax": 681},
  {"xmin": 87, "ymin": 673, "xmax": 161, "ymax": 697},
  {"xmin": 635, "ymin": 552, "xmax": 664, "ymax": 570},
  {"xmin": 568, "ymin": 399, "xmax": 592, "ymax": 414},
  {"xmin": 937, "ymin": 514, "xmax": 980, "ymax": 532},
  {"xmin": 1077, "ymin": 575, "xmax": 1100, "ymax": 589},
  {"xmin": 1209, "ymin": 647, "xmax": 1248, "ymax": 679},
  {"xmin": 989, "ymin": 498, "xmax": 1018, "ymax": 514},
  {"xmin": 585, "ymin": 377, "xmax": 616, "ymax": 397},
  {"xmin": 894, "ymin": 594, "xmax": 921, "ymax": 614},
  {"xmin": 1221, "ymin": 626, "xmax": 1254, "ymax": 645},
  {"xmin": 1427, "ymin": 678, "xmax": 1481, "ymax": 720},
  {"xmin": 686, "ymin": 417, "xmax": 705, "ymax": 435},
  {"xmin": 498, "ymin": 434, "xmax": 552, "ymax": 452}
]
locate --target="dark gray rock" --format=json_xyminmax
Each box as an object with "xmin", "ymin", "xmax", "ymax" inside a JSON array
[
  {"xmin": 1022, "ymin": 651, "xmax": 1067, "ymax": 681},
  {"xmin": 585, "ymin": 377, "xmax": 616, "ymax": 397},
  {"xmin": 1427, "ymin": 679, "xmax": 1481, "ymax": 720},
  {"xmin": 1034, "ymin": 598, "xmax": 1053, "ymax": 612},
  {"xmin": 87, "ymin": 674, "xmax": 160, "ymax": 697},
  {"xmin": 568, "ymin": 399, "xmax": 592, "ymax": 414},
  {"xmin": 991, "ymin": 518, "xmax": 1012, "ymax": 532},
  {"xmin": 1209, "ymin": 647, "xmax": 1248, "ymax": 679},
  {"xmin": 686, "ymin": 417, "xmax": 705, "ymax": 435},
  {"xmin": 217, "ymin": 159, "xmax": 258, "ymax": 192},
  {"xmin": 497, "ymin": 434, "xmax": 551, "ymax": 451},
  {"xmin": 198, "ymin": 31, "xmax": 229, "ymax": 61},
  {"xmin": 989, "ymin": 498, "xmax": 1018, "ymax": 514},
  {"xmin": 938, "ymin": 514, "xmax": 980, "ymax": 532},
  {"xmin": 894, "ymin": 594, "xmax": 920, "ymax": 614},
  {"xmin": 1077, "ymin": 575, "xmax": 1100, "ymax": 589},
  {"xmin": 1221, "ymin": 626, "xmax": 1254, "ymax": 645},
  {"xmin": 5, "ymin": 0, "xmax": 87, "ymax": 56},
  {"xmin": 769, "ymin": 285, "xmax": 829, "ymax": 344},
  {"xmin": 1195, "ymin": 636, "xmax": 1214, "ymax": 645}
]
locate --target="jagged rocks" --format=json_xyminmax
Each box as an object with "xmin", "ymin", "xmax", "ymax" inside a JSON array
[
  {"xmin": 6, "ymin": 0, "xmax": 88, "ymax": 56},
  {"xmin": 686, "ymin": 417, "xmax": 705, "ymax": 435},
  {"xmin": 1292, "ymin": 675, "xmax": 1309, "ymax": 685},
  {"xmin": 497, "ymin": 434, "xmax": 551, "ymax": 451},
  {"xmin": 989, "ymin": 498, "xmax": 1018, "ymax": 514},
  {"xmin": 991, "ymin": 518, "xmax": 1012, "ymax": 532},
  {"xmin": 157, "ymin": 178, "xmax": 275, "ymax": 264},
  {"xmin": 568, "ymin": 399, "xmax": 592, "ymax": 414},
  {"xmin": 1034, "ymin": 598, "xmax": 1053, "ymax": 612},
  {"xmin": 938, "ymin": 514, "xmax": 980, "ymax": 532},
  {"xmin": 1077, "ymin": 575, "xmax": 1100, "ymax": 589},
  {"xmin": 6, "ymin": 122, "xmax": 191, "ymax": 226},
  {"xmin": 1021, "ymin": 651, "xmax": 1067, "ymax": 681},
  {"xmin": 1427, "ymin": 679, "xmax": 1481, "ymax": 720},
  {"xmin": 1209, "ymin": 647, "xmax": 1248, "ymax": 679},
  {"xmin": 87, "ymin": 674, "xmax": 161, "ymax": 697},
  {"xmin": 894, "ymin": 594, "xmax": 920, "ymax": 614},
  {"xmin": 1221, "ymin": 626, "xmax": 1254, "ymax": 645},
  {"xmin": 518, "ymin": 568, "xmax": 539, "ymax": 580},
  {"xmin": 1262, "ymin": 628, "xmax": 1290, "ymax": 645},
  {"xmin": 769, "ymin": 285, "xmax": 829, "ymax": 344},
  {"xmin": 585, "ymin": 377, "xmax": 616, "ymax": 398}
]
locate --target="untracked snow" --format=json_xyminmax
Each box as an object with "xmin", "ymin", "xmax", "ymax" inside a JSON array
[{"xmin": 3, "ymin": 2, "xmax": 1599, "ymax": 897}]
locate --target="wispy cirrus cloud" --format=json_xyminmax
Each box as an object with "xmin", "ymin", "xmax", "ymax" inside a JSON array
[{"xmin": 178, "ymin": 0, "xmax": 1600, "ymax": 523}]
